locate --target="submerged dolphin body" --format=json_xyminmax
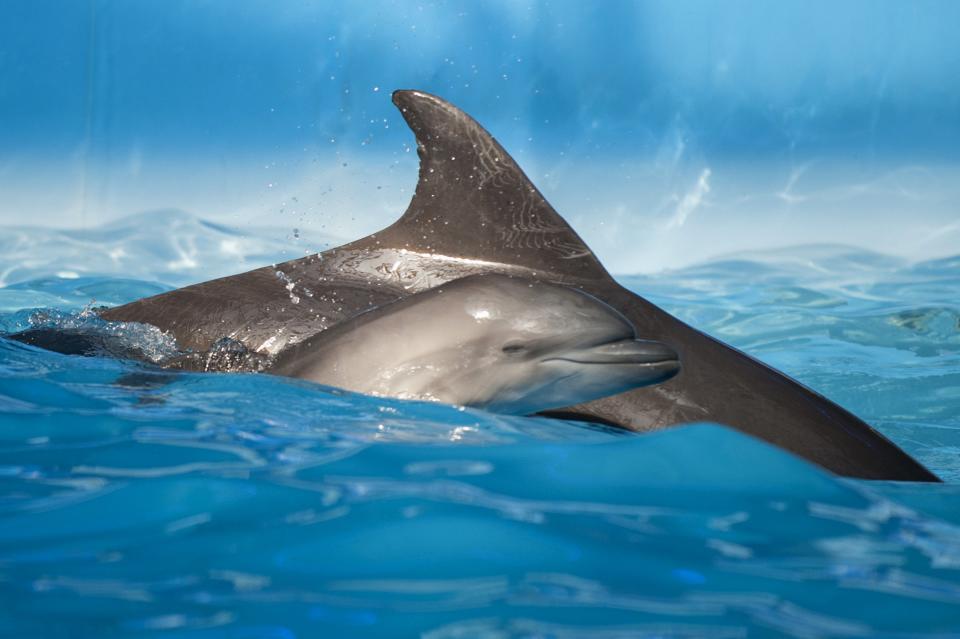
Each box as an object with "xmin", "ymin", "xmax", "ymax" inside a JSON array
[
  {"xmin": 271, "ymin": 274, "xmax": 680, "ymax": 415},
  {"xmin": 98, "ymin": 90, "xmax": 938, "ymax": 481}
]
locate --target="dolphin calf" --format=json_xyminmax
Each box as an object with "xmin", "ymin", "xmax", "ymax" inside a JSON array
[
  {"xmin": 270, "ymin": 274, "xmax": 680, "ymax": 414},
  {"xmin": 93, "ymin": 89, "xmax": 937, "ymax": 481}
]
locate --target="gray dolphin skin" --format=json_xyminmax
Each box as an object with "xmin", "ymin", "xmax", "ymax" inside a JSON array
[
  {"xmin": 271, "ymin": 274, "xmax": 679, "ymax": 415},
  {"xmin": 98, "ymin": 89, "xmax": 939, "ymax": 481}
]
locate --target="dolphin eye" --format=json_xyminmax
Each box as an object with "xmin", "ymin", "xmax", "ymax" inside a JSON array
[{"xmin": 501, "ymin": 342, "xmax": 528, "ymax": 356}]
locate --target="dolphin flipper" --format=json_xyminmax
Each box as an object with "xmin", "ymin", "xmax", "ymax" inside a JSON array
[{"xmin": 102, "ymin": 90, "xmax": 938, "ymax": 481}]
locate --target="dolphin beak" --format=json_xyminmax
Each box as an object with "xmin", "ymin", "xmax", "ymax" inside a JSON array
[
  {"xmin": 593, "ymin": 339, "xmax": 677, "ymax": 364},
  {"xmin": 548, "ymin": 338, "xmax": 678, "ymax": 365}
]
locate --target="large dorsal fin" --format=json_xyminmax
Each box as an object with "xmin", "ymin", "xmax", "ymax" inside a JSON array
[{"xmin": 355, "ymin": 90, "xmax": 611, "ymax": 281}]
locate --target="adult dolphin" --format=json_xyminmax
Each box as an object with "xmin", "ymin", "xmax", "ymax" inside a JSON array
[{"xmin": 101, "ymin": 89, "xmax": 939, "ymax": 481}]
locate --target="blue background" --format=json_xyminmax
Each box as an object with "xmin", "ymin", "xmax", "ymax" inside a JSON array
[
  {"xmin": 2, "ymin": 0, "xmax": 958, "ymax": 272},
  {"xmin": 2, "ymin": 5, "xmax": 960, "ymax": 634}
]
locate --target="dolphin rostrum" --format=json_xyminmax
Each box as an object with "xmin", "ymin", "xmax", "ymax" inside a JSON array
[{"xmin": 95, "ymin": 89, "xmax": 938, "ymax": 481}]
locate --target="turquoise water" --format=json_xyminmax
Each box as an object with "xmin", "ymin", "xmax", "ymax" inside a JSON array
[{"xmin": 1, "ymin": 213, "xmax": 959, "ymax": 638}]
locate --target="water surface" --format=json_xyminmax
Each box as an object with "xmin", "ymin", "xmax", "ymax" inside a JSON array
[{"xmin": 1, "ymin": 213, "xmax": 958, "ymax": 638}]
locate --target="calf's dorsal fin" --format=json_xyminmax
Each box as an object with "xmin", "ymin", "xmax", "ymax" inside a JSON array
[{"xmin": 352, "ymin": 90, "xmax": 610, "ymax": 281}]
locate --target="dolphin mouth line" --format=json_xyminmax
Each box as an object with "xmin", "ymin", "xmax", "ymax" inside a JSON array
[
  {"xmin": 542, "ymin": 338, "xmax": 680, "ymax": 366},
  {"xmin": 542, "ymin": 356, "xmax": 680, "ymax": 366}
]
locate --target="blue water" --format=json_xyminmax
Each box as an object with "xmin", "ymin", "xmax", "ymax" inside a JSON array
[{"xmin": 1, "ymin": 213, "xmax": 959, "ymax": 638}]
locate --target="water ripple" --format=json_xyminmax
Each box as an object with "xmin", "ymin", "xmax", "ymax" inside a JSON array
[{"xmin": 1, "ymin": 222, "xmax": 959, "ymax": 636}]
